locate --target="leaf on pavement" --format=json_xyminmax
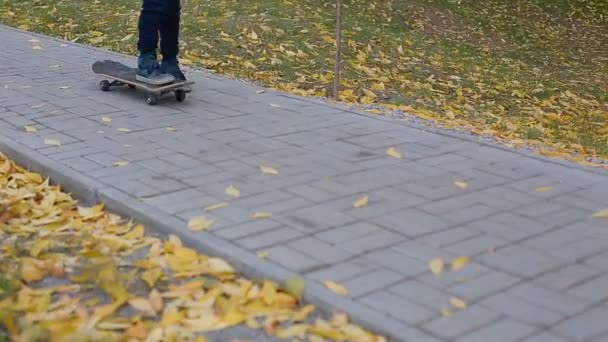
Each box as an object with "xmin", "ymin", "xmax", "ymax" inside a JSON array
[
  {"xmin": 187, "ymin": 216, "xmax": 216, "ymax": 231},
  {"xmin": 429, "ymin": 258, "xmax": 444, "ymax": 275},
  {"xmin": 535, "ymin": 186, "xmax": 553, "ymax": 193},
  {"xmin": 451, "ymin": 256, "xmax": 470, "ymax": 271},
  {"xmin": 353, "ymin": 195, "xmax": 369, "ymax": 208},
  {"xmin": 225, "ymin": 185, "xmax": 240, "ymax": 198},
  {"xmin": 449, "ymin": 297, "xmax": 467, "ymax": 310},
  {"xmin": 113, "ymin": 161, "xmax": 129, "ymax": 167},
  {"xmin": 44, "ymin": 138, "xmax": 61, "ymax": 146},
  {"xmin": 24, "ymin": 125, "xmax": 37, "ymax": 133},
  {"xmin": 260, "ymin": 165, "xmax": 279, "ymax": 175},
  {"xmin": 205, "ymin": 202, "xmax": 228, "ymax": 211},
  {"xmin": 591, "ymin": 209, "xmax": 608, "ymax": 219},
  {"xmin": 252, "ymin": 212, "xmax": 272, "ymax": 219},
  {"xmin": 453, "ymin": 181, "xmax": 468, "ymax": 190},
  {"xmin": 323, "ymin": 281, "xmax": 349, "ymax": 296},
  {"xmin": 385, "ymin": 146, "xmax": 402, "ymax": 159},
  {"xmin": 256, "ymin": 250, "xmax": 269, "ymax": 259}
]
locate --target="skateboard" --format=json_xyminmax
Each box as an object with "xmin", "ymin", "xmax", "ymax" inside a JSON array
[{"xmin": 92, "ymin": 60, "xmax": 194, "ymax": 105}]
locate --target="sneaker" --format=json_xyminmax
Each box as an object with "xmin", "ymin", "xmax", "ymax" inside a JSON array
[
  {"xmin": 160, "ymin": 57, "xmax": 186, "ymax": 81},
  {"xmin": 136, "ymin": 51, "xmax": 175, "ymax": 85},
  {"xmin": 161, "ymin": 58, "xmax": 191, "ymax": 92}
]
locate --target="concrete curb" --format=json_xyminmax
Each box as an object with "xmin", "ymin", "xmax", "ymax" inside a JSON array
[{"xmin": 0, "ymin": 136, "xmax": 431, "ymax": 341}]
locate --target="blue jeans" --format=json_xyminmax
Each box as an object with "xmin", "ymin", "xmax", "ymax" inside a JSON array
[{"xmin": 137, "ymin": 0, "xmax": 181, "ymax": 60}]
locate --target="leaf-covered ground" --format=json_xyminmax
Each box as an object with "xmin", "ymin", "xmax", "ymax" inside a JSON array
[
  {"xmin": 0, "ymin": 0, "xmax": 607, "ymax": 162},
  {"xmin": 0, "ymin": 153, "xmax": 385, "ymax": 341}
]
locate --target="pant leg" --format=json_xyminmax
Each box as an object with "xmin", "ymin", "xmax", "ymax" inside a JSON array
[
  {"xmin": 137, "ymin": 0, "xmax": 168, "ymax": 53},
  {"xmin": 159, "ymin": 0, "xmax": 181, "ymax": 60}
]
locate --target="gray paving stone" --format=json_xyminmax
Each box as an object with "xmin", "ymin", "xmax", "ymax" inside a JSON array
[
  {"xmin": 567, "ymin": 274, "xmax": 608, "ymax": 303},
  {"xmin": 63, "ymin": 156, "xmax": 103, "ymax": 172},
  {"xmin": 307, "ymin": 258, "xmax": 379, "ymax": 282},
  {"xmin": 278, "ymin": 204, "xmax": 355, "ymax": 232},
  {"xmin": 314, "ymin": 222, "xmax": 382, "ymax": 244},
  {"xmin": 364, "ymin": 249, "xmax": 426, "ymax": 276},
  {"xmin": 449, "ymin": 271, "xmax": 521, "ymax": 301},
  {"xmin": 337, "ymin": 229, "xmax": 406, "ymax": 254},
  {"xmin": 361, "ymin": 291, "xmax": 436, "ymax": 325},
  {"xmin": 481, "ymin": 293, "xmax": 564, "ymax": 326},
  {"xmin": 264, "ymin": 245, "xmax": 323, "ymax": 272},
  {"xmin": 83, "ymin": 151, "xmax": 121, "ymax": 166},
  {"xmin": 389, "ymin": 280, "xmax": 451, "ymax": 309},
  {"xmin": 287, "ymin": 237, "xmax": 354, "ymax": 264},
  {"xmin": 138, "ymin": 176, "xmax": 186, "ymax": 193},
  {"xmin": 480, "ymin": 245, "xmax": 566, "ymax": 277},
  {"xmin": 371, "ymin": 208, "xmax": 452, "ymax": 237},
  {"xmin": 214, "ymin": 219, "xmax": 283, "ymax": 240},
  {"xmin": 142, "ymin": 188, "xmax": 208, "ymax": 214},
  {"xmin": 535, "ymin": 264, "xmax": 600, "ymax": 291},
  {"xmin": 137, "ymin": 158, "xmax": 182, "ymax": 174},
  {"xmin": 445, "ymin": 235, "xmax": 509, "ymax": 256},
  {"xmin": 585, "ymin": 251, "xmax": 608, "ymax": 272},
  {"xmin": 455, "ymin": 318, "xmax": 537, "ymax": 342},
  {"xmin": 392, "ymin": 240, "xmax": 457, "ymax": 262},
  {"xmin": 508, "ymin": 282, "xmax": 591, "ymax": 316},
  {"xmin": 423, "ymin": 304, "xmax": 500, "ymax": 339},
  {"xmin": 522, "ymin": 332, "xmax": 569, "ymax": 342},
  {"xmin": 418, "ymin": 260, "xmax": 491, "ymax": 290},
  {"xmin": 553, "ymin": 307, "xmax": 608, "ymax": 341},
  {"xmin": 236, "ymin": 227, "xmax": 303, "ymax": 250},
  {"xmin": 342, "ymin": 269, "xmax": 404, "ymax": 298}
]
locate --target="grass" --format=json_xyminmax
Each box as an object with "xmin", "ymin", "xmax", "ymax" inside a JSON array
[{"xmin": 0, "ymin": 0, "xmax": 607, "ymax": 159}]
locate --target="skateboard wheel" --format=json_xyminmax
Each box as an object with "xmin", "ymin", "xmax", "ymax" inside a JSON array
[
  {"xmin": 99, "ymin": 80, "xmax": 111, "ymax": 91},
  {"xmin": 175, "ymin": 89, "xmax": 186, "ymax": 102},
  {"xmin": 146, "ymin": 94, "xmax": 159, "ymax": 105}
]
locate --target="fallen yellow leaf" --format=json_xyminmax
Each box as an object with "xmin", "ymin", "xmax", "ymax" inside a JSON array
[
  {"xmin": 285, "ymin": 275, "xmax": 305, "ymax": 302},
  {"xmin": 429, "ymin": 258, "xmax": 444, "ymax": 275},
  {"xmin": 252, "ymin": 212, "xmax": 272, "ymax": 219},
  {"xmin": 101, "ymin": 116, "xmax": 112, "ymax": 122},
  {"xmin": 260, "ymin": 165, "xmax": 279, "ymax": 175},
  {"xmin": 117, "ymin": 128, "xmax": 131, "ymax": 132},
  {"xmin": 187, "ymin": 216, "xmax": 216, "ymax": 231},
  {"xmin": 166, "ymin": 127, "xmax": 177, "ymax": 131},
  {"xmin": 149, "ymin": 289, "xmax": 163, "ymax": 313},
  {"xmin": 592, "ymin": 209, "xmax": 608, "ymax": 219},
  {"xmin": 128, "ymin": 297, "xmax": 155, "ymax": 315},
  {"xmin": 453, "ymin": 181, "xmax": 468, "ymax": 190},
  {"xmin": 44, "ymin": 139, "xmax": 61, "ymax": 146},
  {"xmin": 353, "ymin": 195, "xmax": 369, "ymax": 208},
  {"xmin": 256, "ymin": 250, "xmax": 269, "ymax": 259},
  {"xmin": 225, "ymin": 185, "xmax": 240, "ymax": 198},
  {"xmin": 205, "ymin": 202, "xmax": 228, "ymax": 211},
  {"xmin": 323, "ymin": 281, "xmax": 349, "ymax": 296},
  {"xmin": 385, "ymin": 146, "xmax": 402, "ymax": 159},
  {"xmin": 24, "ymin": 125, "xmax": 37, "ymax": 133},
  {"xmin": 449, "ymin": 297, "xmax": 467, "ymax": 310},
  {"xmin": 440, "ymin": 308, "xmax": 453, "ymax": 318},
  {"xmin": 451, "ymin": 256, "xmax": 470, "ymax": 271},
  {"xmin": 535, "ymin": 186, "xmax": 553, "ymax": 193},
  {"xmin": 113, "ymin": 161, "xmax": 129, "ymax": 167}
]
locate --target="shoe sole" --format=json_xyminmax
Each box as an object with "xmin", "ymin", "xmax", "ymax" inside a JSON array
[{"xmin": 135, "ymin": 74, "xmax": 175, "ymax": 86}]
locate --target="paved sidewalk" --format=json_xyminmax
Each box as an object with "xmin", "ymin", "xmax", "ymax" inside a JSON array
[{"xmin": 2, "ymin": 25, "xmax": 608, "ymax": 341}]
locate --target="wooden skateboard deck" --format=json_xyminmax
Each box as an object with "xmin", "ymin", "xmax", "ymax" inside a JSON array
[{"xmin": 92, "ymin": 60, "xmax": 194, "ymax": 105}]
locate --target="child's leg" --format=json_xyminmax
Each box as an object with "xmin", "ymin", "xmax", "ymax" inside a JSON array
[
  {"xmin": 136, "ymin": 0, "xmax": 174, "ymax": 84},
  {"xmin": 159, "ymin": 0, "xmax": 186, "ymax": 81}
]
